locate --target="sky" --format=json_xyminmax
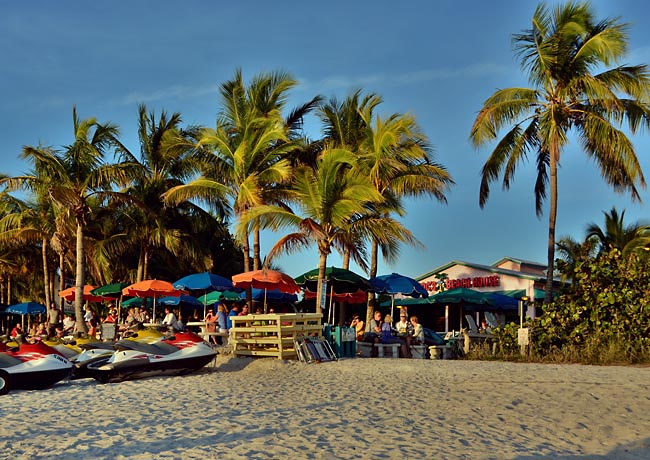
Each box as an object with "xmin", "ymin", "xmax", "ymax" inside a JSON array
[{"xmin": 2, "ymin": 1, "xmax": 650, "ymax": 281}]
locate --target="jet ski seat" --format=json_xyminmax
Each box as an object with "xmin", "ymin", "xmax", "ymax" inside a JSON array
[{"xmin": 113, "ymin": 340, "xmax": 179, "ymax": 356}]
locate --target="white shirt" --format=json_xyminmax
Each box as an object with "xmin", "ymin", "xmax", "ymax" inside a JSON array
[{"xmin": 162, "ymin": 312, "xmax": 179, "ymax": 330}]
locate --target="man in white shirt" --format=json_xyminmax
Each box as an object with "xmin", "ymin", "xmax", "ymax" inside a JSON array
[{"xmin": 162, "ymin": 307, "xmax": 181, "ymax": 331}]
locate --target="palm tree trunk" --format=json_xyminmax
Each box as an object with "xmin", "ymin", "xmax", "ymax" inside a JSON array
[
  {"xmin": 59, "ymin": 251, "xmax": 65, "ymax": 294},
  {"xmin": 242, "ymin": 230, "xmax": 251, "ymax": 272},
  {"xmin": 365, "ymin": 238, "xmax": 379, "ymax": 331},
  {"xmin": 545, "ymin": 146, "xmax": 559, "ymax": 304},
  {"xmin": 42, "ymin": 237, "xmax": 51, "ymax": 308},
  {"xmin": 7, "ymin": 274, "xmax": 11, "ymax": 305},
  {"xmin": 137, "ymin": 249, "xmax": 144, "ymax": 282},
  {"xmin": 143, "ymin": 246, "xmax": 149, "ymax": 280},
  {"xmin": 253, "ymin": 225, "xmax": 261, "ymax": 271},
  {"xmin": 74, "ymin": 221, "xmax": 88, "ymax": 333},
  {"xmin": 316, "ymin": 251, "xmax": 328, "ymax": 316}
]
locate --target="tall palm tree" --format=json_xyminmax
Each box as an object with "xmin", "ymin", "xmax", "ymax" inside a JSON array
[
  {"xmin": 164, "ymin": 70, "xmax": 297, "ymax": 273},
  {"xmin": 585, "ymin": 207, "xmax": 650, "ymax": 257},
  {"xmin": 356, "ymin": 102, "xmax": 453, "ymax": 323},
  {"xmin": 237, "ymin": 148, "xmax": 384, "ymax": 314},
  {"xmin": 3, "ymin": 108, "xmax": 126, "ymax": 331},
  {"xmin": 114, "ymin": 104, "xmax": 209, "ymax": 281},
  {"xmin": 470, "ymin": 2, "xmax": 650, "ymax": 303}
]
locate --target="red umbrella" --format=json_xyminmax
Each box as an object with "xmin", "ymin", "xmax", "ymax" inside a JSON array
[
  {"xmin": 303, "ymin": 288, "xmax": 367, "ymax": 304},
  {"xmin": 122, "ymin": 280, "xmax": 182, "ymax": 322},
  {"xmin": 60, "ymin": 285, "xmax": 111, "ymax": 303},
  {"xmin": 232, "ymin": 269, "xmax": 300, "ymax": 311}
]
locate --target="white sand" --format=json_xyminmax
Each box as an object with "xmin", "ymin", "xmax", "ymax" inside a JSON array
[{"xmin": 1, "ymin": 356, "xmax": 649, "ymax": 460}]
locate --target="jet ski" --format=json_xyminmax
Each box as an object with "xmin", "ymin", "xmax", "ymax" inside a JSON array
[
  {"xmin": 0, "ymin": 341, "xmax": 73, "ymax": 395},
  {"xmin": 87, "ymin": 331, "xmax": 216, "ymax": 383}
]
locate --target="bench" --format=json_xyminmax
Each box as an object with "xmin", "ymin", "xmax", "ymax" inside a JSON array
[
  {"xmin": 355, "ymin": 341, "xmax": 400, "ymax": 358},
  {"xmin": 410, "ymin": 344, "xmax": 427, "ymax": 359}
]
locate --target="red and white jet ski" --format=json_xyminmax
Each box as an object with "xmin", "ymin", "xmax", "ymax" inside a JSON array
[
  {"xmin": 0, "ymin": 341, "xmax": 73, "ymax": 395},
  {"xmin": 87, "ymin": 331, "xmax": 216, "ymax": 383}
]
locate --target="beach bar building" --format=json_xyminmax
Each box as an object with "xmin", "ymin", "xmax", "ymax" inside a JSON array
[{"xmin": 407, "ymin": 257, "xmax": 549, "ymax": 333}]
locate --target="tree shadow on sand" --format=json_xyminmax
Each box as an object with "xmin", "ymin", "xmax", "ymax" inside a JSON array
[{"xmin": 513, "ymin": 438, "xmax": 650, "ymax": 460}]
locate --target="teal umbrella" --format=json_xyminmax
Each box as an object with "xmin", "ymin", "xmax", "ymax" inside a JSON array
[{"xmin": 197, "ymin": 290, "xmax": 242, "ymax": 306}]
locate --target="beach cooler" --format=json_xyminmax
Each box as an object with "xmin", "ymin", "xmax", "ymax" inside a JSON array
[{"xmin": 324, "ymin": 325, "xmax": 356, "ymax": 358}]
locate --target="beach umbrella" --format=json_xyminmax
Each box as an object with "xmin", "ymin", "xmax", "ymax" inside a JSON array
[
  {"xmin": 232, "ymin": 269, "xmax": 300, "ymax": 311},
  {"xmin": 157, "ymin": 294, "xmax": 201, "ymax": 307},
  {"xmin": 122, "ymin": 280, "xmax": 182, "ymax": 322},
  {"xmin": 91, "ymin": 282, "xmax": 129, "ymax": 320},
  {"xmin": 242, "ymin": 288, "xmax": 298, "ymax": 303},
  {"xmin": 173, "ymin": 272, "xmax": 235, "ymax": 318},
  {"xmin": 303, "ymin": 288, "xmax": 367, "ymax": 304},
  {"xmin": 197, "ymin": 290, "xmax": 242, "ymax": 306},
  {"xmin": 173, "ymin": 272, "xmax": 234, "ymax": 292},
  {"xmin": 295, "ymin": 267, "xmax": 371, "ymax": 294},
  {"xmin": 5, "ymin": 301, "xmax": 47, "ymax": 329},
  {"xmin": 369, "ymin": 273, "xmax": 429, "ymax": 319},
  {"xmin": 295, "ymin": 266, "xmax": 371, "ymax": 323},
  {"xmin": 90, "ymin": 282, "xmax": 129, "ymax": 297},
  {"xmin": 60, "ymin": 285, "xmax": 110, "ymax": 303}
]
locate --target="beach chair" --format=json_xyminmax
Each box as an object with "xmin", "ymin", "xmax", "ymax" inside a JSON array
[
  {"xmin": 464, "ymin": 315, "xmax": 480, "ymax": 334},
  {"xmin": 484, "ymin": 312, "xmax": 500, "ymax": 329},
  {"xmin": 101, "ymin": 322, "xmax": 118, "ymax": 341}
]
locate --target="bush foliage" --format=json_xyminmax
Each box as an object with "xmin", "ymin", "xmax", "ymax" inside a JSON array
[{"xmin": 530, "ymin": 249, "xmax": 650, "ymax": 363}]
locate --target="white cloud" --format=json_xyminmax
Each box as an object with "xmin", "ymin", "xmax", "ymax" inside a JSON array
[
  {"xmin": 117, "ymin": 83, "xmax": 218, "ymax": 106},
  {"xmin": 297, "ymin": 62, "xmax": 511, "ymax": 93}
]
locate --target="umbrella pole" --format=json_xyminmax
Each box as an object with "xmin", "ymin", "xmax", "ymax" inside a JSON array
[
  {"xmin": 203, "ymin": 290, "xmax": 207, "ymax": 319},
  {"xmin": 329, "ymin": 284, "xmax": 334, "ymax": 324},
  {"xmin": 390, "ymin": 295, "xmax": 395, "ymax": 320},
  {"xmin": 264, "ymin": 288, "xmax": 267, "ymax": 313}
]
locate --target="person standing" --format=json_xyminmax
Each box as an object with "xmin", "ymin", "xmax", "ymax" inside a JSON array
[{"xmin": 47, "ymin": 302, "xmax": 62, "ymax": 338}]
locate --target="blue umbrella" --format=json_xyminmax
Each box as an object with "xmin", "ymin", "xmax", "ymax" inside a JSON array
[
  {"xmin": 369, "ymin": 273, "xmax": 429, "ymax": 318},
  {"xmin": 173, "ymin": 272, "xmax": 234, "ymax": 291},
  {"xmin": 157, "ymin": 294, "xmax": 201, "ymax": 307},
  {"xmin": 241, "ymin": 288, "xmax": 298, "ymax": 303},
  {"xmin": 173, "ymin": 272, "xmax": 235, "ymax": 317},
  {"xmin": 6, "ymin": 301, "xmax": 47, "ymax": 315},
  {"xmin": 4, "ymin": 302, "xmax": 47, "ymax": 330}
]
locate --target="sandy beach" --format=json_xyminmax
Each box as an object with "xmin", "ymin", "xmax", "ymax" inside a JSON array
[{"xmin": 1, "ymin": 356, "xmax": 649, "ymax": 460}]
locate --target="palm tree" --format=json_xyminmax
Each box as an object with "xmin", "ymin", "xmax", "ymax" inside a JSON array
[
  {"xmin": 0, "ymin": 195, "xmax": 57, "ymax": 307},
  {"xmin": 3, "ymin": 108, "xmax": 126, "ymax": 331},
  {"xmin": 470, "ymin": 2, "xmax": 650, "ymax": 303},
  {"xmin": 356, "ymin": 101, "xmax": 453, "ymax": 323},
  {"xmin": 319, "ymin": 91, "xmax": 453, "ymax": 324},
  {"xmin": 164, "ymin": 70, "xmax": 297, "ymax": 273},
  {"xmin": 585, "ymin": 207, "xmax": 650, "ymax": 257},
  {"xmin": 237, "ymin": 148, "xmax": 384, "ymax": 314},
  {"xmin": 114, "ymin": 104, "xmax": 210, "ymax": 281},
  {"xmin": 555, "ymin": 235, "xmax": 599, "ymax": 282}
]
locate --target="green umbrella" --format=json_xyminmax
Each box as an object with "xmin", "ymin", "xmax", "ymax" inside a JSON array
[
  {"xmin": 197, "ymin": 290, "xmax": 242, "ymax": 306},
  {"xmin": 90, "ymin": 282, "xmax": 129, "ymax": 296},
  {"xmin": 92, "ymin": 282, "xmax": 129, "ymax": 320},
  {"xmin": 121, "ymin": 297, "xmax": 154, "ymax": 308}
]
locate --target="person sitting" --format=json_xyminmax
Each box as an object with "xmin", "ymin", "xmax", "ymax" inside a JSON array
[
  {"xmin": 103, "ymin": 308, "xmax": 118, "ymax": 323},
  {"xmin": 394, "ymin": 312, "xmax": 415, "ymax": 358},
  {"xmin": 238, "ymin": 304, "xmax": 250, "ymax": 316},
  {"xmin": 480, "ymin": 318, "xmax": 492, "ymax": 334},
  {"xmin": 10, "ymin": 323, "xmax": 24, "ymax": 344},
  {"xmin": 162, "ymin": 306, "xmax": 181, "ymax": 332},
  {"xmin": 350, "ymin": 314, "xmax": 365, "ymax": 341},
  {"xmin": 62, "ymin": 314, "xmax": 76, "ymax": 335},
  {"xmin": 363, "ymin": 310, "xmax": 383, "ymax": 357},
  {"xmin": 410, "ymin": 315, "xmax": 424, "ymax": 344}
]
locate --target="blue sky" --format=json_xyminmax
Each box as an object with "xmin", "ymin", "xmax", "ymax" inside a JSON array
[{"xmin": 2, "ymin": 1, "xmax": 650, "ymax": 280}]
